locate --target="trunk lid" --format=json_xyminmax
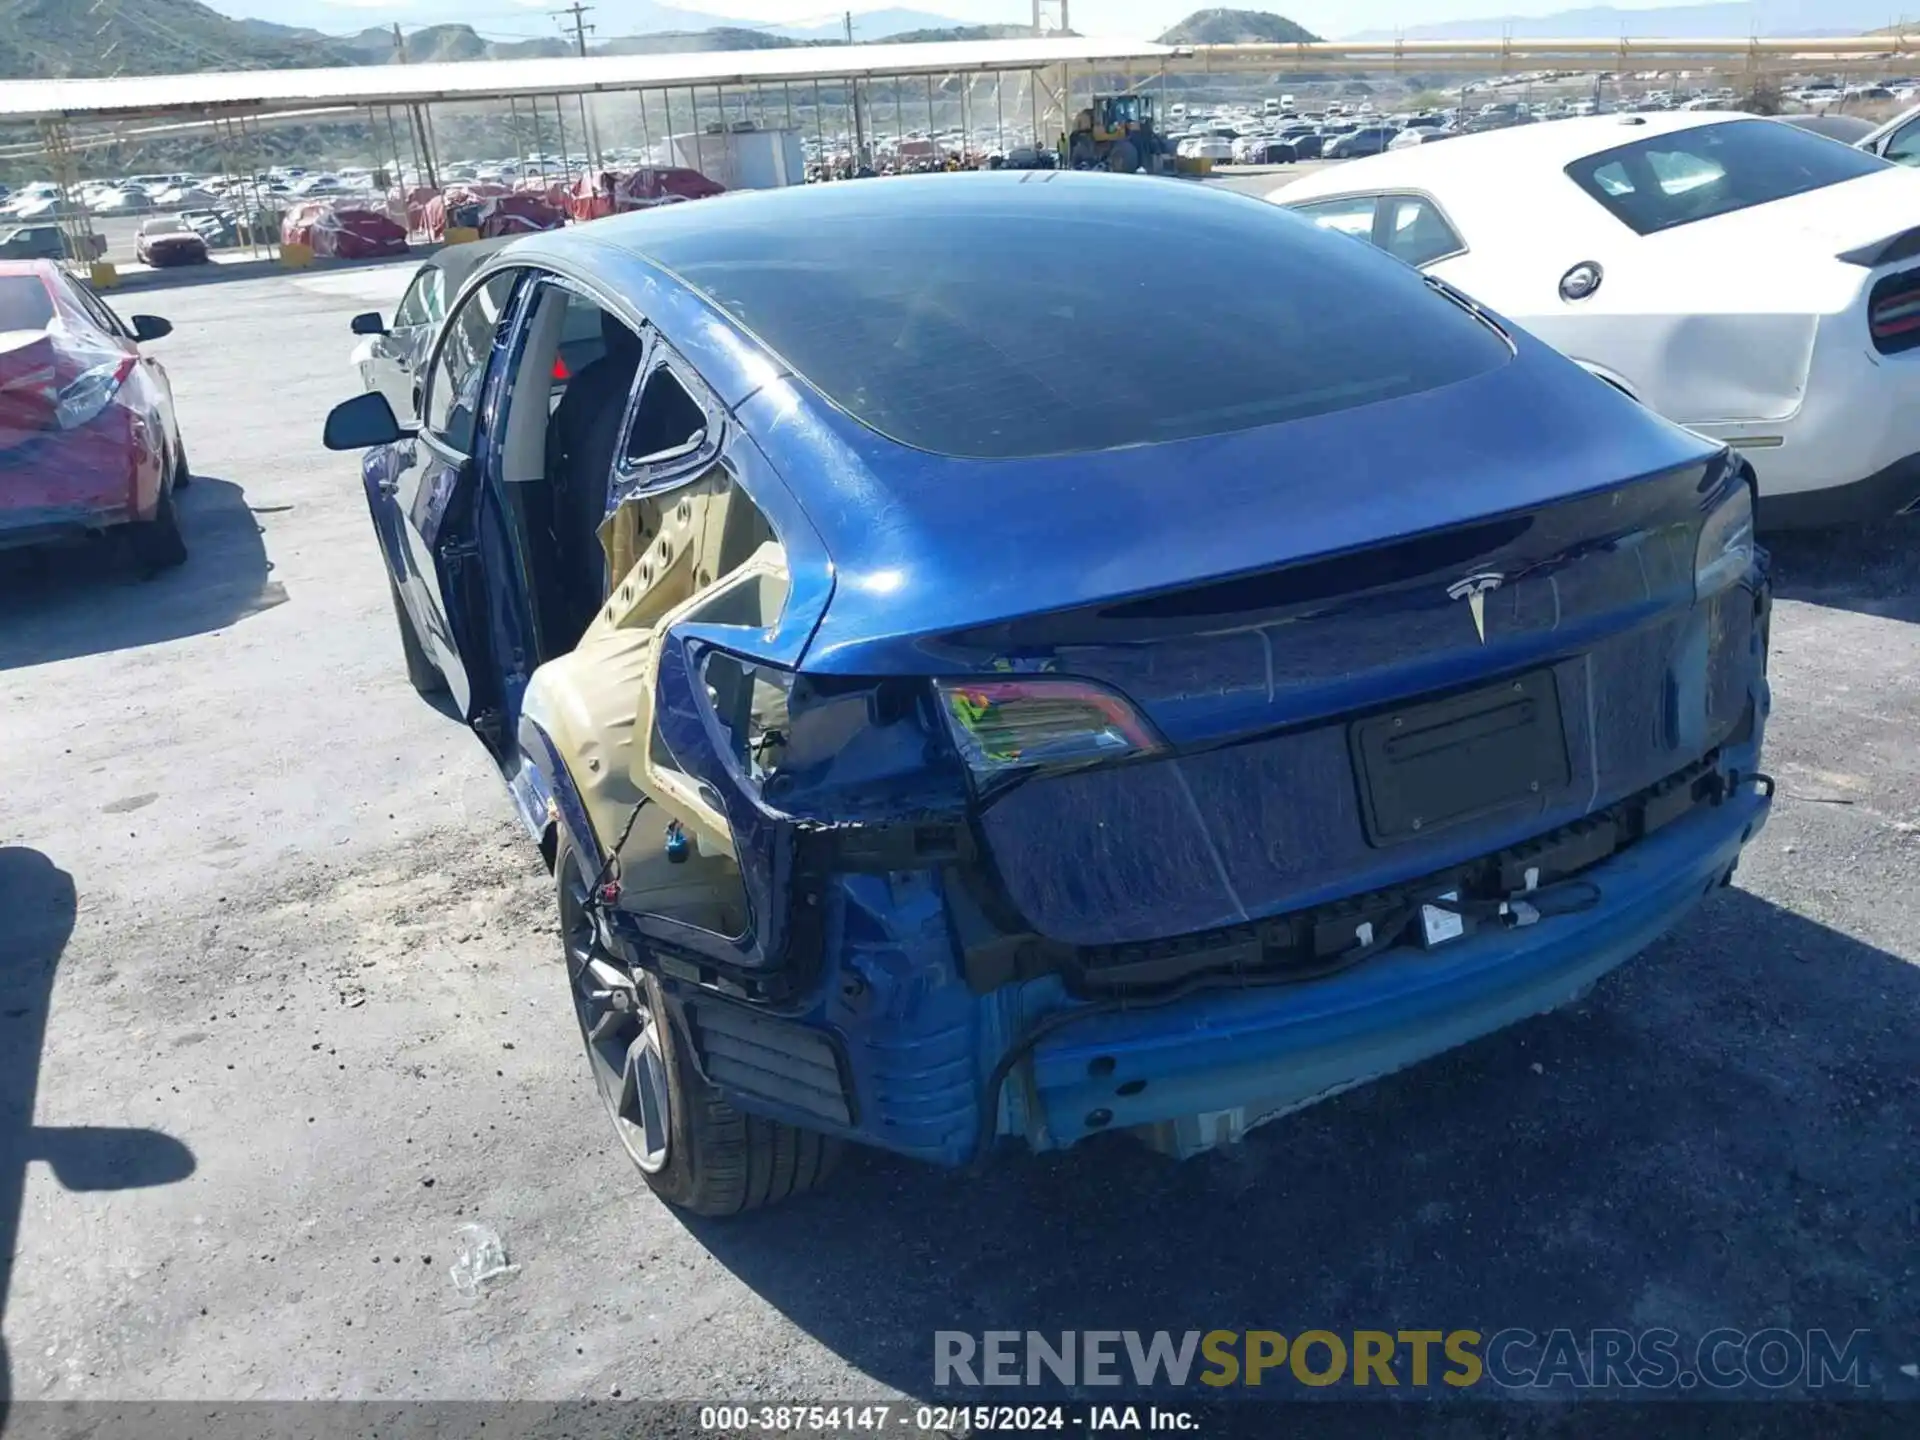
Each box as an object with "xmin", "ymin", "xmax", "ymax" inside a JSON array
[
  {"xmin": 762, "ymin": 335, "xmax": 1745, "ymax": 949},
  {"xmin": 965, "ymin": 461, "xmax": 1753, "ymax": 946},
  {"xmin": 783, "ymin": 331, "xmax": 1721, "ymax": 679},
  {"xmin": 1748, "ymin": 167, "xmax": 1920, "ymax": 255}
]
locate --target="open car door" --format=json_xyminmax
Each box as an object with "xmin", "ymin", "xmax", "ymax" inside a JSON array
[{"xmin": 385, "ymin": 266, "xmax": 531, "ymax": 748}]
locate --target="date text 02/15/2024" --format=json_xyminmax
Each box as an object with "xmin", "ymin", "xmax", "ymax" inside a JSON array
[{"xmin": 697, "ymin": 1405, "xmax": 1200, "ymax": 1432}]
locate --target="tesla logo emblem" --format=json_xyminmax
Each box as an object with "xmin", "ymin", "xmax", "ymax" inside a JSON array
[{"xmin": 1446, "ymin": 572, "xmax": 1505, "ymax": 643}]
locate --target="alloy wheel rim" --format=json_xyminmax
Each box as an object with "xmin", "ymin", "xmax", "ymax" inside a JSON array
[{"xmin": 564, "ymin": 856, "xmax": 671, "ymax": 1174}]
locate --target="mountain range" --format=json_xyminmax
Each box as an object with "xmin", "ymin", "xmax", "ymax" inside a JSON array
[
  {"xmin": 1348, "ymin": 1, "xmax": 1910, "ymax": 41},
  {"xmin": 238, "ymin": 2, "xmax": 986, "ymax": 47},
  {"xmin": 0, "ymin": 0, "xmax": 1322, "ymax": 78},
  {"xmin": 1160, "ymin": 8, "xmax": 1317, "ymax": 44}
]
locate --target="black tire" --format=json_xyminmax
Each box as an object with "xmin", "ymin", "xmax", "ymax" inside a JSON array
[
  {"xmin": 557, "ymin": 836, "xmax": 840, "ymax": 1216},
  {"xmin": 128, "ymin": 481, "xmax": 187, "ymax": 573},
  {"xmin": 388, "ymin": 572, "xmax": 446, "ymax": 696},
  {"xmin": 1106, "ymin": 139, "xmax": 1140, "ymax": 174}
]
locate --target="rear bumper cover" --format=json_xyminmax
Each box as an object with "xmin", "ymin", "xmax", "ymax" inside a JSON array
[
  {"xmin": 1690, "ymin": 330, "xmax": 1920, "ymax": 523},
  {"xmin": 1019, "ymin": 782, "xmax": 1768, "ymax": 1154},
  {"xmin": 1755, "ymin": 449, "xmax": 1920, "ymax": 530},
  {"xmin": 671, "ymin": 773, "xmax": 1768, "ymax": 1166},
  {"xmin": 0, "ymin": 502, "xmax": 133, "ymax": 549}
]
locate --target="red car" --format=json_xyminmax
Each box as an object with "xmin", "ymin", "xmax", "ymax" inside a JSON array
[
  {"xmin": 419, "ymin": 186, "xmax": 567, "ymax": 241},
  {"xmin": 0, "ymin": 260, "xmax": 188, "ymax": 569},
  {"xmin": 566, "ymin": 167, "xmax": 724, "ymax": 222},
  {"xmin": 282, "ymin": 201, "xmax": 409, "ymax": 260},
  {"xmin": 135, "ymin": 217, "xmax": 210, "ymax": 267}
]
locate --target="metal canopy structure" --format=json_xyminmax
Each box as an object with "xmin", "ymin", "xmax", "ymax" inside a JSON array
[
  {"xmin": 14, "ymin": 27, "xmax": 1920, "ymax": 279},
  {"xmin": 4, "ymin": 32, "xmax": 1920, "ymax": 125},
  {"xmin": 1186, "ymin": 34, "xmax": 1920, "ymax": 76},
  {"xmin": 0, "ymin": 36, "xmax": 1173, "ymax": 123}
]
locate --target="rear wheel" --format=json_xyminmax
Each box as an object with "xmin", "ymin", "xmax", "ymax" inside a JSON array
[
  {"xmin": 388, "ymin": 572, "xmax": 445, "ymax": 696},
  {"xmin": 128, "ymin": 481, "xmax": 187, "ymax": 574},
  {"xmin": 1106, "ymin": 139, "xmax": 1140, "ymax": 173},
  {"xmin": 558, "ymin": 835, "xmax": 839, "ymax": 1216}
]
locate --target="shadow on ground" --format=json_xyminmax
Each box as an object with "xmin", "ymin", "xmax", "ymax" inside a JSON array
[
  {"xmin": 0, "ymin": 848, "xmax": 195, "ymax": 1408},
  {"xmin": 107, "ymin": 248, "xmax": 436, "ymax": 297},
  {"xmin": 0, "ymin": 478, "xmax": 284, "ymax": 671},
  {"xmin": 689, "ymin": 887, "xmax": 1918, "ymax": 1402},
  {"xmin": 1767, "ymin": 516, "xmax": 1920, "ymax": 622}
]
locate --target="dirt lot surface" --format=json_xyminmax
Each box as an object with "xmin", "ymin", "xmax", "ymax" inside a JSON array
[{"xmin": 1, "ymin": 253, "xmax": 1917, "ymax": 1419}]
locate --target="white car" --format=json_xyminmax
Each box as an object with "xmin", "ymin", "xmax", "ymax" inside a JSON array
[
  {"xmin": 1178, "ymin": 136, "xmax": 1235, "ymax": 163},
  {"xmin": 1274, "ymin": 111, "xmax": 1920, "ymax": 526}
]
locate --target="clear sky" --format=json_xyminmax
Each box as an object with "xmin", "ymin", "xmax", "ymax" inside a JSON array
[{"xmin": 226, "ymin": 0, "xmax": 1733, "ymax": 44}]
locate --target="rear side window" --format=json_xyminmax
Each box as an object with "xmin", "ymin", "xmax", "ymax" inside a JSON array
[
  {"xmin": 0, "ymin": 275, "xmax": 54, "ymax": 332},
  {"xmin": 1566, "ymin": 119, "xmax": 1889, "ymax": 235},
  {"xmin": 624, "ymin": 364, "xmax": 706, "ymax": 466},
  {"xmin": 60, "ymin": 276, "xmax": 125, "ymax": 337},
  {"xmin": 1383, "ymin": 195, "xmax": 1466, "ymax": 267},
  {"xmin": 393, "ymin": 267, "xmax": 442, "ymax": 328},
  {"xmin": 1292, "ymin": 195, "xmax": 1377, "ymax": 239}
]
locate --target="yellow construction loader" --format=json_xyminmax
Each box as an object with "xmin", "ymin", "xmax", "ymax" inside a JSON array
[{"xmin": 1066, "ymin": 94, "xmax": 1179, "ymax": 174}]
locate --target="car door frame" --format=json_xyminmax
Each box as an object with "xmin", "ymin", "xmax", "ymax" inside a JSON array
[{"xmin": 389, "ymin": 261, "xmax": 536, "ymax": 745}]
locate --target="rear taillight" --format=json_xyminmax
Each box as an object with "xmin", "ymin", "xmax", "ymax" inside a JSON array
[
  {"xmin": 1868, "ymin": 268, "xmax": 1920, "ymax": 354},
  {"xmin": 55, "ymin": 355, "xmax": 136, "ymax": 430},
  {"xmin": 935, "ymin": 677, "xmax": 1164, "ymax": 781}
]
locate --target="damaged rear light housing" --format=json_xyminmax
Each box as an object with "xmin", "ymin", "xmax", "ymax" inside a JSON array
[
  {"xmin": 935, "ymin": 676, "xmax": 1165, "ymax": 782},
  {"xmin": 54, "ymin": 353, "xmax": 136, "ymax": 431}
]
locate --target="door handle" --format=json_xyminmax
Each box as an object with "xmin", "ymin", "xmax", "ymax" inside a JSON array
[{"xmin": 376, "ymin": 477, "xmax": 399, "ymax": 496}]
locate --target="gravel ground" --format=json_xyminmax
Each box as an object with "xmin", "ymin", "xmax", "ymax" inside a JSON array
[{"xmin": 1, "ymin": 258, "xmax": 1917, "ymax": 1419}]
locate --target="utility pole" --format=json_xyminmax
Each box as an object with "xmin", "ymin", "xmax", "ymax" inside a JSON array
[
  {"xmin": 391, "ymin": 23, "xmax": 408, "ymax": 62},
  {"xmin": 845, "ymin": 12, "xmax": 868, "ymax": 168},
  {"xmin": 552, "ymin": 4, "xmax": 602, "ymax": 169},
  {"xmin": 554, "ymin": 3, "xmax": 595, "ymax": 57}
]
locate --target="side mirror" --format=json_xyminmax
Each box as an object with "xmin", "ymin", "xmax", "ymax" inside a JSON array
[
  {"xmin": 324, "ymin": 390, "xmax": 411, "ymax": 451},
  {"xmin": 36, "ymin": 1124, "xmax": 196, "ymax": 1192},
  {"xmin": 350, "ymin": 311, "xmax": 388, "ymax": 337},
  {"xmin": 130, "ymin": 314, "xmax": 171, "ymax": 343}
]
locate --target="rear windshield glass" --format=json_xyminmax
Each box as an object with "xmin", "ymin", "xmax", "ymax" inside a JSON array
[
  {"xmin": 0, "ymin": 275, "xmax": 54, "ymax": 332},
  {"xmin": 642, "ymin": 177, "xmax": 1511, "ymax": 459},
  {"xmin": 1565, "ymin": 118, "xmax": 1889, "ymax": 236}
]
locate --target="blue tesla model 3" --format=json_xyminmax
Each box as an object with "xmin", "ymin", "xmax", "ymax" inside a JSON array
[{"xmin": 325, "ymin": 171, "xmax": 1770, "ymax": 1214}]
